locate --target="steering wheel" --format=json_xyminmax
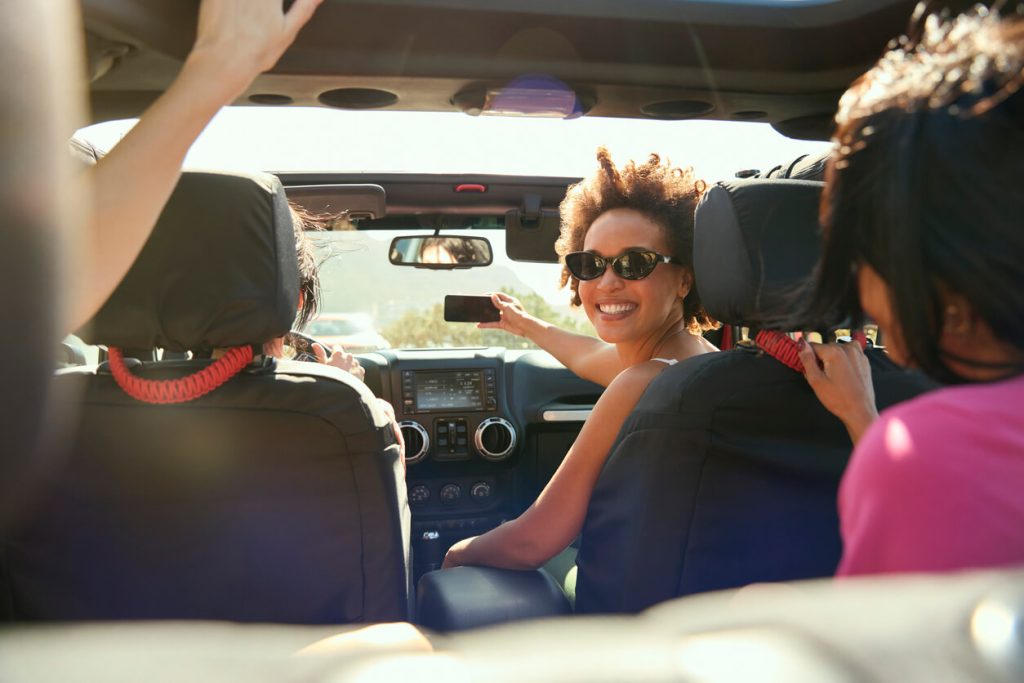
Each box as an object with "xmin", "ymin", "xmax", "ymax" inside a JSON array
[
  {"xmin": 287, "ymin": 331, "xmax": 366, "ymax": 382},
  {"xmin": 286, "ymin": 331, "xmax": 324, "ymax": 363}
]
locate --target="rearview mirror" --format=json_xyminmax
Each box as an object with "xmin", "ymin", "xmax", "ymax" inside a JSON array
[{"xmin": 389, "ymin": 235, "xmax": 493, "ymax": 269}]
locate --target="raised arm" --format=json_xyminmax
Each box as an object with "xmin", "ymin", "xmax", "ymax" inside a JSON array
[
  {"xmin": 442, "ymin": 364, "xmax": 658, "ymax": 570},
  {"xmin": 71, "ymin": 0, "xmax": 323, "ymax": 330},
  {"xmin": 479, "ymin": 292, "xmax": 624, "ymax": 387}
]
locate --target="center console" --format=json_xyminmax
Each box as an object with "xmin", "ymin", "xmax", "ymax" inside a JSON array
[
  {"xmin": 398, "ymin": 367, "xmax": 515, "ymax": 463},
  {"xmin": 385, "ymin": 350, "xmax": 520, "ymax": 577}
]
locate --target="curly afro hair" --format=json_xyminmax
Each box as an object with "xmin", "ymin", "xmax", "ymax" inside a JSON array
[{"xmin": 555, "ymin": 146, "xmax": 715, "ymax": 333}]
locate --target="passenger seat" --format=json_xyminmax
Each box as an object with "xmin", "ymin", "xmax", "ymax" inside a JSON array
[{"xmin": 574, "ymin": 178, "xmax": 935, "ymax": 613}]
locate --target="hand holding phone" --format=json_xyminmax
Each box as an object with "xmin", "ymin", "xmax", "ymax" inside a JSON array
[{"xmin": 444, "ymin": 295, "xmax": 500, "ymax": 323}]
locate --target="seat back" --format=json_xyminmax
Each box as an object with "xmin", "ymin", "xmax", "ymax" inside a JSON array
[
  {"xmin": 575, "ymin": 179, "xmax": 934, "ymax": 613},
  {"xmin": 3, "ymin": 171, "xmax": 411, "ymax": 623}
]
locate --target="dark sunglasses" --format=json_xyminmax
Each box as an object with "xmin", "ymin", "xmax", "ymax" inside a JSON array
[{"xmin": 564, "ymin": 250, "xmax": 683, "ymax": 281}]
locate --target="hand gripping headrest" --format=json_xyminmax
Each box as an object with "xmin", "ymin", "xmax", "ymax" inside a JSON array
[
  {"xmin": 79, "ymin": 170, "xmax": 299, "ymax": 351},
  {"xmin": 693, "ymin": 179, "xmax": 823, "ymax": 328}
]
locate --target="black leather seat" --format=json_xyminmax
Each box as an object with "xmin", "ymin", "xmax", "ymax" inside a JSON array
[
  {"xmin": 2, "ymin": 170, "xmax": 411, "ymax": 623},
  {"xmin": 573, "ymin": 179, "xmax": 935, "ymax": 613}
]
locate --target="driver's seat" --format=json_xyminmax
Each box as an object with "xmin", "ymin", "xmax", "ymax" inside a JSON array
[{"xmin": 1, "ymin": 170, "xmax": 411, "ymax": 623}]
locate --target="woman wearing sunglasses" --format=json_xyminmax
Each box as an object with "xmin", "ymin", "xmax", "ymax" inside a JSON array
[{"xmin": 443, "ymin": 147, "xmax": 717, "ymax": 571}]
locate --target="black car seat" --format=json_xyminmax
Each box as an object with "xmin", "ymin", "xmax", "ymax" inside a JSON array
[
  {"xmin": 574, "ymin": 178, "xmax": 936, "ymax": 614},
  {"xmin": 1, "ymin": 170, "xmax": 411, "ymax": 623}
]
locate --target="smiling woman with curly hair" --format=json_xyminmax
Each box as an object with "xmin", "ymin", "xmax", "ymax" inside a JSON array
[
  {"xmin": 556, "ymin": 147, "xmax": 715, "ymax": 335},
  {"xmin": 442, "ymin": 147, "xmax": 718, "ymax": 571}
]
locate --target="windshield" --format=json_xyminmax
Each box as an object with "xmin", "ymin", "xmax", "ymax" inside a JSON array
[
  {"xmin": 78, "ymin": 107, "xmax": 830, "ymax": 350},
  {"xmin": 315, "ymin": 229, "xmax": 589, "ymax": 350}
]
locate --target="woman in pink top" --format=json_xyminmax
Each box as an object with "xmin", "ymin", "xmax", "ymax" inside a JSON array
[{"xmin": 795, "ymin": 9, "xmax": 1024, "ymax": 576}]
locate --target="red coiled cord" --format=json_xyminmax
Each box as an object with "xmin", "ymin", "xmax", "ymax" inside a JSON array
[
  {"xmin": 755, "ymin": 330, "xmax": 867, "ymax": 374},
  {"xmin": 108, "ymin": 346, "xmax": 253, "ymax": 404},
  {"xmin": 755, "ymin": 330, "xmax": 804, "ymax": 372}
]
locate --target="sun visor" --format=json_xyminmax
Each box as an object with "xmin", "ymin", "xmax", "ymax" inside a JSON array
[
  {"xmin": 693, "ymin": 179, "xmax": 823, "ymax": 328},
  {"xmin": 78, "ymin": 170, "xmax": 299, "ymax": 351}
]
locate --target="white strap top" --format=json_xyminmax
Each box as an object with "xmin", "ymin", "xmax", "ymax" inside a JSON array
[{"xmin": 651, "ymin": 357, "xmax": 678, "ymax": 366}]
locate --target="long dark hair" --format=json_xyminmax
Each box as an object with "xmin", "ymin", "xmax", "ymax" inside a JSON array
[
  {"xmin": 800, "ymin": 7, "xmax": 1024, "ymax": 382},
  {"xmin": 289, "ymin": 202, "xmax": 325, "ymax": 330}
]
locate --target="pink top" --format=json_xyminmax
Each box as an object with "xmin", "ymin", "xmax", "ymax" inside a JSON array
[{"xmin": 837, "ymin": 373, "xmax": 1024, "ymax": 576}]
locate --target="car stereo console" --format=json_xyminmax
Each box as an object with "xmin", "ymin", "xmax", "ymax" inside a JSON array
[
  {"xmin": 401, "ymin": 368, "xmax": 498, "ymax": 415},
  {"xmin": 396, "ymin": 365, "xmax": 516, "ymax": 465}
]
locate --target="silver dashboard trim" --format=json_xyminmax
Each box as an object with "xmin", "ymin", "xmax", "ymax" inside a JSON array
[{"xmin": 541, "ymin": 409, "xmax": 594, "ymax": 423}]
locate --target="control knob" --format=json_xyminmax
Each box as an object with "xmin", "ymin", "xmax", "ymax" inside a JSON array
[
  {"xmin": 409, "ymin": 485, "xmax": 430, "ymax": 505},
  {"xmin": 470, "ymin": 481, "xmax": 492, "ymax": 502},
  {"xmin": 439, "ymin": 483, "xmax": 462, "ymax": 506}
]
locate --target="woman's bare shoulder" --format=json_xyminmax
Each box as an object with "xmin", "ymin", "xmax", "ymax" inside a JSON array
[{"xmin": 604, "ymin": 361, "xmax": 671, "ymax": 398}]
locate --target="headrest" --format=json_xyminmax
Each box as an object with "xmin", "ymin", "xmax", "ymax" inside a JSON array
[
  {"xmin": 693, "ymin": 179, "xmax": 823, "ymax": 328},
  {"xmin": 79, "ymin": 170, "xmax": 299, "ymax": 351}
]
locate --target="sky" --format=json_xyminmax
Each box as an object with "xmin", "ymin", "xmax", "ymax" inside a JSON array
[{"xmin": 79, "ymin": 107, "xmax": 831, "ymax": 182}]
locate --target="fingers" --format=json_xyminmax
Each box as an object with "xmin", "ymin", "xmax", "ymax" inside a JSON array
[
  {"xmin": 315, "ymin": 343, "xmax": 365, "ymax": 380},
  {"xmin": 798, "ymin": 339, "xmax": 868, "ymax": 385},
  {"xmin": 331, "ymin": 345, "xmax": 365, "ymax": 380},
  {"xmin": 797, "ymin": 339, "xmax": 824, "ymax": 383},
  {"xmin": 283, "ymin": 0, "xmax": 324, "ymax": 38},
  {"xmin": 490, "ymin": 293, "xmax": 509, "ymax": 314}
]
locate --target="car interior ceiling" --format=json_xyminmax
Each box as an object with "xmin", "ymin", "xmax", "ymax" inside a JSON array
[
  {"xmin": 3, "ymin": 2, "xmax": 1023, "ymax": 681},
  {"xmin": 82, "ymin": 0, "xmax": 923, "ymax": 140}
]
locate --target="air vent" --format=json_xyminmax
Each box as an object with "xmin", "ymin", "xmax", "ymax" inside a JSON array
[
  {"xmin": 641, "ymin": 100, "xmax": 714, "ymax": 120},
  {"xmin": 474, "ymin": 417, "xmax": 517, "ymax": 462},
  {"xmin": 319, "ymin": 88, "xmax": 398, "ymax": 110},
  {"xmin": 399, "ymin": 421, "xmax": 430, "ymax": 465}
]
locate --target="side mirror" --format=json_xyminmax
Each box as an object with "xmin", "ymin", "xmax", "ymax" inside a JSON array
[{"xmin": 389, "ymin": 235, "xmax": 493, "ymax": 269}]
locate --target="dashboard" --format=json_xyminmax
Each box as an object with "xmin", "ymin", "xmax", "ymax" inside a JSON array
[{"xmin": 358, "ymin": 348, "xmax": 602, "ymax": 578}]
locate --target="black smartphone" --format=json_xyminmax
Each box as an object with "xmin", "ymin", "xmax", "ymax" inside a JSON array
[{"xmin": 444, "ymin": 295, "xmax": 500, "ymax": 323}]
